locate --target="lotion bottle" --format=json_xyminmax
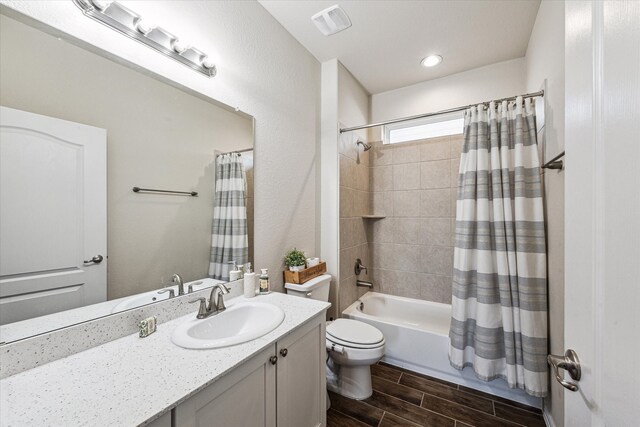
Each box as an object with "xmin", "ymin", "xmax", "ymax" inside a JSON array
[
  {"xmin": 259, "ymin": 268, "xmax": 270, "ymax": 294},
  {"xmin": 243, "ymin": 262, "xmax": 256, "ymax": 298}
]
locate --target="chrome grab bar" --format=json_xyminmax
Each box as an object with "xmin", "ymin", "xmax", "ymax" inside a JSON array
[{"xmin": 547, "ymin": 349, "xmax": 581, "ymax": 392}]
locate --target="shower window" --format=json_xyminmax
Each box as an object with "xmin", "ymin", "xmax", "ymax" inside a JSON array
[{"xmin": 384, "ymin": 111, "xmax": 463, "ymax": 144}]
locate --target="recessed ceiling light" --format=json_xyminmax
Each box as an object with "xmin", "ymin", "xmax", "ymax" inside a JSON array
[{"xmin": 421, "ymin": 55, "xmax": 442, "ymax": 67}]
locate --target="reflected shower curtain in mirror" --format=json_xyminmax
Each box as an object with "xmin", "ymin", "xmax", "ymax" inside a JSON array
[
  {"xmin": 449, "ymin": 97, "xmax": 548, "ymax": 397},
  {"xmin": 208, "ymin": 153, "xmax": 248, "ymax": 281}
]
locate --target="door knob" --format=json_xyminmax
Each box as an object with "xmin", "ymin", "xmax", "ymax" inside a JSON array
[
  {"xmin": 269, "ymin": 355, "xmax": 277, "ymax": 365},
  {"xmin": 548, "ymin": 349, "xmax": 581, "ymax": 391},
  {"xmin": 280, "ymin": 348, "xmax": 288, "ymax": 357},
  {"xmin": 83, "ymin": 255, "xmax": 104, "ymax": 265}
]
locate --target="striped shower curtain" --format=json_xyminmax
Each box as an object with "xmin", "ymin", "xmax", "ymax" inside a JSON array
[
  {"xmin": 208, "ymin": 153, "xmax": 249, "ymax": 281},
  {"xmin": 449, "ymin": 97, "xmax": 548, "ymax": 397}
]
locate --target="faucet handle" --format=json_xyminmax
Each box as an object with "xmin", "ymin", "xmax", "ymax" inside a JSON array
[
  {"xmin": 189, "ymin": 297, "xmax": 208, "ymax": 319},
  {"xmin": 354, "ymin": 258, "xmax": 368, "ymax": 276},
  {"xmin": 158, "ymin": 288, "xmax": 175, "ymax": 298},
  {"xmin": 187, "ymin": 281, "xmax": 203, "ymax": 293}
]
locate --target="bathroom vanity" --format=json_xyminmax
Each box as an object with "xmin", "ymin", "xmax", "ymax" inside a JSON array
[{"xmin": 0, "ymin": 293, "xmax": 330, "ymax": 426}]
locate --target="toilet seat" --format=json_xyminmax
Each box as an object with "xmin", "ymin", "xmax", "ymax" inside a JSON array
[{"xmin": 327, "ymin": 319, "xmax": 384, "ymax": 349}]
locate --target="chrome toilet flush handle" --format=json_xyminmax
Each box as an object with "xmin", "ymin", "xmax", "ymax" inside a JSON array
[{"xmin": 547, "ymin": 349, "xmax": 581, "ymax": 392}]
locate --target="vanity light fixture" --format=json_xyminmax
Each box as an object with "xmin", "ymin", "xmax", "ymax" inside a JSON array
[
  {"xmin": 421, "ymin": 54, "xmax": 443, "ymax": 68},
  {"xmin": 72, "ymin": 0, "xmax": 216, "ymax": 77}
]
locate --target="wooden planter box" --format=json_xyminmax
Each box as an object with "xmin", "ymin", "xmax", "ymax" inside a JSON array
[{"xmin": 283, "ymin": 262, "xmax": 327, "ymax": 284}]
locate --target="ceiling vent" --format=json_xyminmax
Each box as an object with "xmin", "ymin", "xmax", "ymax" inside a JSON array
[{"xmin": 311, "ymin": 5, "xmax": 352, "ymax": 36}]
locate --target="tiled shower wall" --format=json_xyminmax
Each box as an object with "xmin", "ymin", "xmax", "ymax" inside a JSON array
[
  {"xmin": 368, "ymin": 135, "xmax": 463, "ymax": 304},
  {"xmin": 338, "ymin": 134, "xmax": 370, "ymax": 314}
]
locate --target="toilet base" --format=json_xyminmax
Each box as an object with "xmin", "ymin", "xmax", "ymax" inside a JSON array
[{"xmin": 326, "ymin": 365, "xmax": 373, "ymax": 400}]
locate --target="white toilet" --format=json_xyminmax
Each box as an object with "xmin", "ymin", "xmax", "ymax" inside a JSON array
[{"xmin": 285, "ymin": 274, "xmax": 385, "ymax": 400}]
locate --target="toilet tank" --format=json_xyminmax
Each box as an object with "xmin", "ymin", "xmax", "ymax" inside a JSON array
[{"xmin": 284, "ymin": 274, "xmax": 331, "ymax": 302}]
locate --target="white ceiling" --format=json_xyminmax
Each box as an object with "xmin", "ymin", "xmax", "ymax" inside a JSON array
[{"xmin": 259, "ymin": 0, "xmax": 541, "ymax": 94}]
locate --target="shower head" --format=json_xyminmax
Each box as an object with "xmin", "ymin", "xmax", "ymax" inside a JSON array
[{"xmin": 356, "ymin": 140, "xmax": 372, "ymax": 151}]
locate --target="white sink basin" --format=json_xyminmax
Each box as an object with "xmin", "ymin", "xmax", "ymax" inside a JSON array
[{"xmin": 171, "ymin": 301, "xmax": 285, "ymax": 350}]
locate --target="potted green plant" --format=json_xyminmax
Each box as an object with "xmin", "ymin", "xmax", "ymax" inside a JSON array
[{"xmin": 284, "ymin": 248, "xmax": 306, "ymax": 272}]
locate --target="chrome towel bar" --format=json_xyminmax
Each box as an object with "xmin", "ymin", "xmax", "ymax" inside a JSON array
[
  {"xmin": 542, "ymin": 151, "xmax": 565, "ymax": 170},
  {"xmin": 132, "ymin": 187, "xmax": 198, "ymax": 196}
]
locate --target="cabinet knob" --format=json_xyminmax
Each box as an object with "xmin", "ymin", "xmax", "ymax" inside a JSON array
[
  {"xmin": 280, "ymin": 348, "xmax": 288, "ymax": 357},
  {"xmin": 269, "ymin": 355, "xmax": 278, "ymax": 365}
]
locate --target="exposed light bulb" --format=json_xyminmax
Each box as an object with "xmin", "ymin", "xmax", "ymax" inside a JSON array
[
  {"xmin": 201, "ymin": 57, "xmax": 215, "ymax": 69},
  {"xmin": 173, "ymin": 40, "xmax": 188, "ymax": 54},
  {"xmin": 91, "ymin": 0, "xmax": 113, "ymax": 11},
  {"xmin": 421, "ymin": 54, "xmax": 443, "ymax": 68},
  {"xmin": 136, "ymin": 19, "xmax": 154, "ymax": 35}
]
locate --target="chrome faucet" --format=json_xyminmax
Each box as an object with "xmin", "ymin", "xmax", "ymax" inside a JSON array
[
  {"xmin": 189, "ymin": 283, "xmax": 231, "ymax": 319},
  {"xmin": 354, "ymin": 259, "xmax": 373, "ymax": 288},
  {"xmin": 356, "ymin": 279, "xmax": 373, "ymax": 288},
  {"xmin": 172, "ymin": 273, "xmax": 185, "ymax": 296}
]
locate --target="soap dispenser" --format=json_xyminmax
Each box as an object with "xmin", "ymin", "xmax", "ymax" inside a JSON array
[{"xmin": 243, "ymin": 262, "xmax": 256, "ymax": 298}]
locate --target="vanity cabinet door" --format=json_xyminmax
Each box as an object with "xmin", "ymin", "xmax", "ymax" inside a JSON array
[
  {"xmin": 145, "ymin": 411, "xmax": 172, "ymax": 427},
  {"xmin": 174, "ymin": 346, "xmax": 276, "ymax": 427},
  {"xmin": 276, "ymin": 314, "xmax": 326, "ymax": 427}
]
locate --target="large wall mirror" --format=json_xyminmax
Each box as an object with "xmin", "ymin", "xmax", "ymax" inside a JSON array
[{"xmin": 0, "ymin": 12, "xmax": 254, "ymax": 343}]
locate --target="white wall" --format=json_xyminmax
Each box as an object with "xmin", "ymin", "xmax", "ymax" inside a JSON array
[
  {"xmin": 320, "ymin": 59, "xmax": 339, "ymax": 319},
  {"xmin": 371, "ymin": 58, "xmax": 526, "ymax": 129},
  {"xmin": 339, "ymin": 64, "xmax": 370, "ymax": 133},
  {"xmin": 1, "ymin": 0, "xmax": 321, "ymax": 293},
  {"xmin": 527, "ymin": 1, "xmax": 565, "ymax": 157},
  {"xmin": 525, "ymin": 1, "xmax": 565, "ymax": 426}
]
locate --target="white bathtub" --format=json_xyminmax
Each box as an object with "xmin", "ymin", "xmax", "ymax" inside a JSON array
[{"xmin": 343, "ymin": 292, "xmax": 541, "ymax": 408}]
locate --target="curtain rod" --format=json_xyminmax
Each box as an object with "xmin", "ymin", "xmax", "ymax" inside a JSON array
[
  {"xmin": 217, "ymin": 147, "xmax": 253, "ymax": 156},
  {"xmin": 339, "ymin": 90, "xmax": 544, "ymax": 133}
]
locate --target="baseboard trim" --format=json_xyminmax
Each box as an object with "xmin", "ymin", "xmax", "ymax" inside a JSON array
[{"xmin": 543, "ymin": 407, "xmax": 557, "ymax": 427}]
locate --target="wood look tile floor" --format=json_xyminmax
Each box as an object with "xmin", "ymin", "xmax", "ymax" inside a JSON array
[{"xmin": 327, "ymin": 362, "xmax": 546, "ymax": 427}]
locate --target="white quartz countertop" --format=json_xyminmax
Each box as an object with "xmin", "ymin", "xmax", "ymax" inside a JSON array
[{"xmin": 0, "ymin": 293, "xmax": 330, "ymax": 427}]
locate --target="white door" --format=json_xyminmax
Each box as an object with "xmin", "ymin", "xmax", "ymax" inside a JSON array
[
  {"xmin": 563, "ymin": 1, "xmax": 640, "ymax": 425},
  {"xmin": 0, "ymin": 106, "xmax": 107, "ymax": 325}
]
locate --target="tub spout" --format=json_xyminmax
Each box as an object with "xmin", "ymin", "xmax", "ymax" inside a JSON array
[{"xmin": 356, "ymin": 280, "xmax": 373, "ymax": 288}]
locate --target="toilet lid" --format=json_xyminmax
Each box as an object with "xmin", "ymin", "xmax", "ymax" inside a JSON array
[{"xmin": 326, "ymin": 319, "xmax": 384, "ymax": 346}]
